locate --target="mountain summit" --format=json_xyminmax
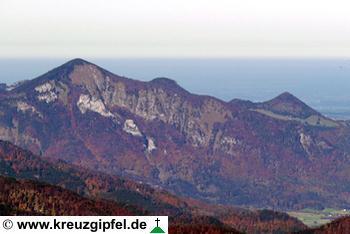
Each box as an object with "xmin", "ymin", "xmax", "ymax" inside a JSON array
[
  {"xmin": 0, "ymin": 59, "xmax": 349, "ymax": 210},
  {"xmin": 259, "ymin": 92, "xmax": 320, "ymax": 118}
]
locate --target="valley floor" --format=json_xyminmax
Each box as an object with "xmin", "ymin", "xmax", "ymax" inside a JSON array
[{"xmin": 288, "ymin": 208, "xmax": 350, "ymax": 227}]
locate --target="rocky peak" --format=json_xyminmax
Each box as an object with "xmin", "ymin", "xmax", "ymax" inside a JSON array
[
  {"xmin": 266, "ymin": 92, "xmax": 311, "ymax": 108},
  {"xmin": 11, "ymin": 59, "xmax": 97, "ymax": 94},
  {"xmin": 259, "ymin": 92, "xmax": 319, "ymax": 118},
  {"xmin": 272, "ymin": 92, "xmax": 301, "ymax": 102},
  {"xmin": 229, "ymin": 98, "xmax": 255, "ymax": 109},
  {"xmin": 65, "ymin": 58, "xmax": 91, "ymax": 66},
  {"xmin": 149, "ymin": 77, "xmax": 188, "ymax": 94},
  {"xmin": 150, "ymin": 77, "xmax": 178, "ymax": 86}
]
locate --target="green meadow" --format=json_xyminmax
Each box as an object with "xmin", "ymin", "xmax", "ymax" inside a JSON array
[{"xmin": 288, "ymin": 208, "xmax": 350, "ymax": 227}]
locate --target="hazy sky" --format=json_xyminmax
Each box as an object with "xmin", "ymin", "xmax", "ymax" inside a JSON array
[{"xmin": 1, "ymin": 0, "xmax": 350, "ymax": 58}]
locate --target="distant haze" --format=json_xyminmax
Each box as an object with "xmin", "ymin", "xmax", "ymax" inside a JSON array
[
  {"xmin": 1, "ymin": 0, "xmax": 350, "ymax": 58},
  {"xmin": 1, "ymin": 58, "xmax": 350, "ymax": 119}
]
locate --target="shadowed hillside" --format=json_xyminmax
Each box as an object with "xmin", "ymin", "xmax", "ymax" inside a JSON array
[{"xmin": 0, "ymin": 140, "xmax": 306, "ymax": 233}]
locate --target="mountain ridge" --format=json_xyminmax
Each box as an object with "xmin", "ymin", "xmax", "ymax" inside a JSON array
[
  {"xmin": 0, "ymin": 59, "xmax": 349, "ymax": 211},
  {"xmin": 10, "ymin": 58, "xmax": 312, "ymax": 112}
]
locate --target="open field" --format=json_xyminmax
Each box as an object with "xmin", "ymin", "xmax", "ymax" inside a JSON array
[{"xmin": 288, "ymin": 208, "xmax": 350, "ymax": 227}]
